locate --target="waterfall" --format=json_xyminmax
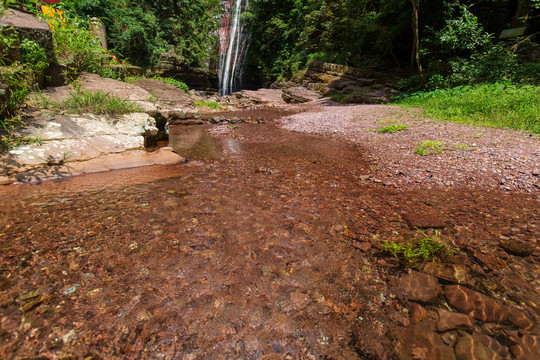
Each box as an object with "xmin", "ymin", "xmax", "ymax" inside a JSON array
[{"xmin": 218, "ymin": 0, "xmax": 250, "ymax": 96}]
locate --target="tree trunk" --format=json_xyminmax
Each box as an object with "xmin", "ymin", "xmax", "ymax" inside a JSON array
[
  {"xmin": 511, "ymin": 0, "xmax": 532, "ymax": 27},
  {"xmin": 411, "ymin": 0, "xmax": 423, "ymax": 82}
]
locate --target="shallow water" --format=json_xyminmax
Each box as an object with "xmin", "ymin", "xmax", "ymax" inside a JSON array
[{"xmin": 1, "ymin": 118, "xmax": 538, "ymax": 359}]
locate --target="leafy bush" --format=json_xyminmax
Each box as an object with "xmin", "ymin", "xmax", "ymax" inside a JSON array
[
  {"xmin": 381, "ymin": 230, "xmax": 453, "ymax": 267},
  {"xmin": 46, "ymin": 9, "xmax": 116, "ymax": 77},
  {"xmin": 397, "ymin": 84, "xmax": 540, "ymax": 133},
  {"xmin": 57, "ymin": 88, "xmax": 142, "ymax": 116}
]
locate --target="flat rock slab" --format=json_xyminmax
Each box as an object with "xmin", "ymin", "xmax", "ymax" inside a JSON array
[
  {"xmin": 76, "ymin": 73, "xmax": 157, "ymax": 113},
  {"xmin": 9, "ymin": 113, "xmax": 158, "ymax": 166},
  {"xmin": 436, "ymin": 309, "xmax": 475, "ymax": 332},
  {"xmin": 421, "ymin": 263, "xmax": 474, "ymax": 286},
  {"xmin": 239, "ymin": 89, "xmax": 285, "ymax": 104},
  {"xmin": 135, "ymin": 79, "xmax": 195, "ymax": 109},
  {"xmin": 10, "ymin": 148, "xmax": 184, "ymax": 184},
  {"xmin": 282, "ymin": 86, "xmax": 321, "ymax": 104},
  {"xmin": 0, "ymin": 9, "xmax": 50, "ymax": 31}
]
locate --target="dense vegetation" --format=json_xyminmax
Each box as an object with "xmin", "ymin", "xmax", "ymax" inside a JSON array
[
  {"xmin": 61, "ymin": 0, "xmax": 222, "ymax": 68},
  {"xmin": 246, "ymin": 0, "xmax": 540, "ymax": 87},
  {"xmin": 396, "ymin": 83, "xmax": 540, "ymax": 133},
  {"xmin": 1, "ymin": 0, "xmax": 539, "ymax": 144}
]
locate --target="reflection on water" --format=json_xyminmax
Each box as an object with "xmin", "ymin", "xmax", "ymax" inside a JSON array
[{"xmin": 168, "ymin": 125, "xmax": 241, "ymax": 161}]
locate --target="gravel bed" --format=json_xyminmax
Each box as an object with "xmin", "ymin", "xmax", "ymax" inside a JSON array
[{"xmin": 280, "ymin": 103, "xmax": 540, "ymax": 193}]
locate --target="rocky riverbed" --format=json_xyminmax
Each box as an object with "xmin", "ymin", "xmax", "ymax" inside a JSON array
[{"xmin": 0, "ymin": 96, "xmax": 539, "ymax": 359}]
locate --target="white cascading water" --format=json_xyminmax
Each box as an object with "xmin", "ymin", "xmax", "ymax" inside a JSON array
[{"xmin": 218, "ymin": 0, "xmax": 250, "ymax": 96}]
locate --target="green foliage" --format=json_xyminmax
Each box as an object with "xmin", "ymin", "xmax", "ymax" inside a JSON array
[
  {"xmin": 397, "ymin": 84, "xmax": 540, "ymax": 133},
  {"xmin": 66, "ymin": 0, "xmax": 222, "ymax": 68},
  {"xmin": 20, "ymin": 39, "xmax": 48, "ymax": 73},
  {"xmin": 123, "ymin": 76, "xmax": 144, "ymax": 84},
  {"xmin": 376, "ymin": 124, "xmax": 409, "ymax": 133},
  {"xmin": 46, "ymin": 8, "xmax": 116, "ymax": 77},
  {"xmin": 381, "ymin": 230, "xmax": 452, "ymax": 267},
  {"xmin": 330, "ymin": 93, "xmax": 346, "ymax": 104},
  {"xmin": 0, "ymin": 126, "xmax": 41, "ymax": 154},
  {"xmin": 153, "ymin": 76, "xmax": 190, "ymax": 93},
  {"xmin": 414, "ymin": 3, "xmax": 536, "ymax": 90},
  {"xmin": 57, "ymin": 88, "xmax": 142, "ymax": 116},
  {"xmin": 194, "ymin": 100, "xmax": 221, "ymax": 109},
  {"xmin": 415, "ymin": 140, "xmax": 445, "ymax": 155}
]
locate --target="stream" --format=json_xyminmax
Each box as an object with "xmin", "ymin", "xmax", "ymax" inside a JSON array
[{"xmin": 1, "ymin": 114, "xmax": 539, "ymax": 359}]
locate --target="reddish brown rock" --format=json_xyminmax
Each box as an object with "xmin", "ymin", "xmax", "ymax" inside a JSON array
[
  {"xmin": 437, "ymin": 309, "xmax": 475, "ymax": 332},
  {"xmin": 398, "ymin": 271, "xmax": 442, "ymax": 303},
  {"xmin": 510, "ymin": 334, "xmax": 540, "ymax": 360},
  {"xmin": 472, "ymin": 251, "xmax": 506, "ymax": 271},
  {"xmin": 472, "ymin": 332, "xmax": 509, "ymax": 358},
  {"xmin": 455, "ymin": 333, "xmax": 503, "ymax": 360},
  {"xmin": 422, "ymin": 262, "xmax": 474, "ymax": 286},
  {"xmin": 396, "ymin": 323, "xmax": 456, "ymax": 360},
  {"xmin": 498, "ymin": 238, "xmax": 534, "ymax": 257},
  {"xmin": 409, "ymin": 302, "xmax": 428, "ymax": 325},
  {"xmin": 445, "ymin": 285, "xmax": 508, "ymax": 323},
  {"xmin": 507, "ymin": 309, "xmax": 535, "ymax": 330},
  {"xmin": 402, "ymin": 213, "xmax": 446, "ymax": 229}
]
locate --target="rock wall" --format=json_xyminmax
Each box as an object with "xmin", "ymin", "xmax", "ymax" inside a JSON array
[{"xmin": 301, "ymin": 61, "xmax": 401, "ymax": 104}]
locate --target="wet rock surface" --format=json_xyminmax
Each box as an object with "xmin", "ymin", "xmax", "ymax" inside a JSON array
[{"xmin": 0, "ymin": 109, "xmax": 539, "ymax": 359}]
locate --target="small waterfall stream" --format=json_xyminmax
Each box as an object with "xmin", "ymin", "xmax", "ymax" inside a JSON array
[{"xmin": 218, "ymin": 0, "xmax": 250, "ymax": 96}]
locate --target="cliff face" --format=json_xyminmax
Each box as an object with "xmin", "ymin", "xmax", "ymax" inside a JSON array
[{"xmin": 218, "ymin": 0, "xmax": 251, "ymax": 95}]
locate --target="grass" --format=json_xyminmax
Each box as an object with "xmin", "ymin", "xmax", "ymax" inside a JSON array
[
  {"xmin": 153, "ymin": 76, "xmax": 190, "ymax": 93},
  {"xmin": 194, "ymin": 100, "xmax": 222, "ymax": 110},
  {"xmin": 376, "ymin": 124, "xmax": 409, "ymax": 133},
  {"xmin": 123, "ymin": 76, "xmax": 144, "ymax": 84},
  {"xmin": 415, "ymin": 140, "xmax": 445, "ymax": 156},
  {"xmin": 58, "ymin": 88, "xmax": 142, "ymax": 116},
  {"xmin": 394, "ymin": 83, "xmax": 540, "ymax": 133},
  {"xmin": 0, "ymin": 132, "xmax": 41, "ymax": 153},
  {"xmin": 381, "ymin": 230, "xmax": 453, "ymax": 267}
]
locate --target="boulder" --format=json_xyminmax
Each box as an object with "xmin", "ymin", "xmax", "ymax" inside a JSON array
[
  {"xmin": 282, "ymin": 86, "xmax": 321, "ymax": 104},
  {"xmin": 0, "ymin": 9, "xmax": 55, "ymax": 63}
]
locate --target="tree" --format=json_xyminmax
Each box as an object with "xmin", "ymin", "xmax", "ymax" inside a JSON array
[{"xmin": 411, "ymin": 0, "xmax": 423, "ymax": 81}]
